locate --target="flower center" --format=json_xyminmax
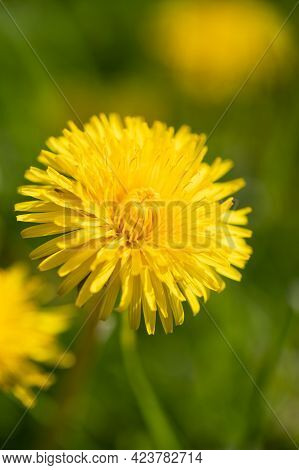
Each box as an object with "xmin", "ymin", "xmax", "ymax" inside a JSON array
[{"xmin": 114, "ymin": 188, "xmax": 160, "ymax": 245}]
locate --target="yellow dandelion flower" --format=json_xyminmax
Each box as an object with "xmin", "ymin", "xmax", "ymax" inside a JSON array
[
  {"xmin": 0, "ymin": 265, "xmax": 73, "ymax": 407},
  {"xmin": 150, "ymin": 0, "xmax": 294, "ymax": 101},
  {"xmin": 16, "ymin": 114, "xmax": 252, "ymax": 335}
]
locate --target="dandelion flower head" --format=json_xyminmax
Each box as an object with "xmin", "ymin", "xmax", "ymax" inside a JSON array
[
  {"xmin": 150, "ymin": 0, "xmax": 294, "ymax": 101},
  {"xmin": 16, "ymin": 114, "xmax": 252, "ymax": 334},
  {"xmin": 0, "ymin": 265, "xmax": 73, "ymax": 407}
]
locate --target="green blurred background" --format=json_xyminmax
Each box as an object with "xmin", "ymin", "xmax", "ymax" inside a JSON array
[{"xmin": 0, "ymin": 0, "xmax": 299, "ymax": 450}]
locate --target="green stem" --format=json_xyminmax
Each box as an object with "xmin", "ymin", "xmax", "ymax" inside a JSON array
[
  {"xmin": 42, "ymin": 307, "xmax": 100, "ymax": 448},
  {"xmin": 242, "ymin": 307, "xmax": 294, "ymax": 448},
  {"xmin": 120, "ymin": 315, "xmax": 180, "ymax": 449}
]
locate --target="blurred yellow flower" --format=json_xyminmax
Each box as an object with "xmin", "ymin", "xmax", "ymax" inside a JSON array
[
  {"xmin": 150, "ymin": 0, "xmax": 294, "ymax": 101},
  {"xmin": 0, "ymin": 265, "xmax": 73, "ymax": 407},
  {"xmin": 16, "ymin": 114, "xmax": 252, "ymax": 334}
]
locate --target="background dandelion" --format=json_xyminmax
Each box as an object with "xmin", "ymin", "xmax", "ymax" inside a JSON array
[
  {"xmin": 0, "ymin": 265, "xmax": 73, "ymax": 408},
  {"xmin": 148, "ymin": 0, "xmax": 295, "ymax": 102},
  {"xmin": 0, "ymin": 0, "xmax": 299, "ymax": 450}
]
